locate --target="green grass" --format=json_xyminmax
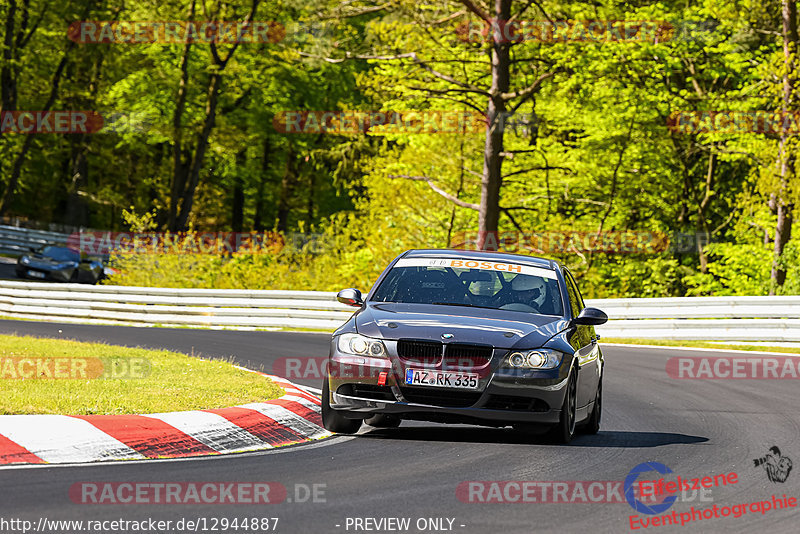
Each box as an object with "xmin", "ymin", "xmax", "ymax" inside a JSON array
[
  {"xmin": 602, "ymin": 337, "xmax": 800, "ymax": 355},
  {"xmin": 0, "ymin": 334, "xmax": 284, "ymax": 415}
]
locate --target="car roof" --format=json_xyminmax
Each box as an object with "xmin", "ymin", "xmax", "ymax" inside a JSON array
[
  {"xmin": 402, "ymin": 249, "xmax": 559, "ymax": 270},
  {"xmin": 43, "ymin": 246, "xmax": 79, "ymax": 253}
]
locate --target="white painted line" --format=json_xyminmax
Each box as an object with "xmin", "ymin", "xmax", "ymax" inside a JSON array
[
  {"xmin": 279, "ymin": 394, "xmax": 326, "ymax": 414},
  {"xmin": 602, "ymin": 342, "xmax": 800, "ymax": 357},
  {"xmin": 143, "ymin": 411, "xmax": 271, "ymax": 453},
  {"xmin": 0, "ymin": 434, "xmax": 355, "ymax": 471},
  {"xmin": 239, "ymin": 403, "xmax": 330, "ymax": 440},
  {"xmin": 0, "ymin": 415, "xmax": 145, "ymax": 463},
  {"xmin": 300, "ymin": 385, "xmax": 323, "ymax": 396}
]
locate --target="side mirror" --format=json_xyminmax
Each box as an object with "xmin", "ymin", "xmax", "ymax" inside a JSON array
[
  {"xmin": 573, "ymin": 307, "xmax": 608, "ymax": 326},
  {"xmin": 337, "ymin": 288, "xmax": 364, "ymax": 307}
]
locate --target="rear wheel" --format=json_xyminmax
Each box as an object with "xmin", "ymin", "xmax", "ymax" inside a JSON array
[
  {"xmin": 365, "ymin": 414, "xmax": 401, "ymax": 428},
  {"xmin": 549, "ymin": 368, "xmax": 578, "ymax": 444},
  {"xmin": 321, "ymin": 377, "xmax": 362, "ymax": 434},
  {"xmin": 582, "ymin": 376, "xmax": 601, "ymax": 435}
]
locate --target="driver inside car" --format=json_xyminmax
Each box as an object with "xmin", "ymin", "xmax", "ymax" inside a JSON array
[{"xmin": 507, "ymin": 275, "xmax": 547, "ymax": 312}]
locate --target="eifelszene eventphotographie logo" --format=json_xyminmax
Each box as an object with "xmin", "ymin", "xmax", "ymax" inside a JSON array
[{"xmin": 754, "ymin": 446, "xmax": 793, "ymax": 483}]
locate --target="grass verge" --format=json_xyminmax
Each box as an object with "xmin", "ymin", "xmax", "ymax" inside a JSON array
[
  {"xmin": 0, "ymin": 334, "xmax": 284, "ymax": 415},
  {"xmin": 601, "ymin": 337, "xmax": 800, "ymax": 355}
]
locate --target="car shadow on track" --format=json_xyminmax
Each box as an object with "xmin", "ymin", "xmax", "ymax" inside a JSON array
[{"xmin": 358, "ymin": 426, "xmax": 709, "ymax": 448}]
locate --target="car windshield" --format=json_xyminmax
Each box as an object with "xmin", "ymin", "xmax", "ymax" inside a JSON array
[
  {"xmin": 41, "ymin": 246, "xmax": 80, "ymax": 262},
  {"xmin": 371, "ymin": 257, "xmax": 563, "ymax": 315}
]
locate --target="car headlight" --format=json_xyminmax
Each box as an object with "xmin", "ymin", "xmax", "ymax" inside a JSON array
[
  {"xmin": 506, "ymin": 348, "xmax": 563, "ymax": 369},
  {"xmin": 20, "ymin": 256, "xmax": 29, "ymax": 265},
  {"xmin": 337, "ymin": 333, "xmax": 387, "ymax": 358}
]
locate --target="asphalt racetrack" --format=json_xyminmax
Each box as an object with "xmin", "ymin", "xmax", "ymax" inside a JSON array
[{"xmin": 0, "ymin": 319, "xmax": 797, "ymax": 533}]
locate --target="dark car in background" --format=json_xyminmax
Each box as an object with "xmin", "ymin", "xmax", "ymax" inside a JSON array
[
  {"xmin": 15, "ymin": 246, "xmax": 107, "ymax": 284},
  {"xmin": 323, "ymin": 249, "xmax": 608, "ymax": 443}
]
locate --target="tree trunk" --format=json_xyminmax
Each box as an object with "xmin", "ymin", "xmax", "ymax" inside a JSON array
[
  {"xmin": 478, "ymin": 0, "xmax": 511, "ymax": 250},
  {"xmin": 0, "ymin": 0, "xmax": 53, "ymax": 214},
  {"xmin": 0, "ymin": 35, "xmax": 80, "ymax": 214},
  {"xmin": 64, "ymin": 134, "xmax": 89, "ymax": 227},
  {"xmin": 168, "ymin": 0, "xmax": 260, "ymax": 231},
  {"xmin": 167, "ymin": 0, "xmax": 196, "ymax": 231},
  {"xmin": 697, "ymin": 154, "xmax": 715, "ymax": 274},
  {"xmin": 306, "ymin": 166, "xmax": 315, "ymax": 230},
  {"xmin": 254, "ymin": 136, "xmax": 271, "ymax": 231},
  {"xmin": 771, "ymin": 0, "xmax": 797, "ymax": 292},
  {"xmin": 0, "ymin": 0, "xmax": 19, "ymax": 115},
  {"xmin": 231, "ymin": 149, "xmax": 245, "ymax": 233},
  {"xmin": 174, "ymin": 72, "xmax": 222, "ymax": 230},
  {"xmin": 276, "ymin": 144, "xmax": 296, "ymax": 233}
]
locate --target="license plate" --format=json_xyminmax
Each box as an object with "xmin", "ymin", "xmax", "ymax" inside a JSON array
[
  {"xmin": 27, "ymin": 270, "xmax": 45, "ymax": 279},
  {"xmin": 405, "ymin": 368, "xmax": 479, "ymax": 389}
]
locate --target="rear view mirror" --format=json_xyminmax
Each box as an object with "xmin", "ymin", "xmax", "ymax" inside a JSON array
[
  {"xmin": 337, "ymin": 288, "xmax": 364, "ymax": 307},
  {"xmin": 461, "ymin": 271, "xmax": 492, "ymax": 282},
  {"xmin": 573, "ymin": 307, "xmax": 608, "ymax": 326}
]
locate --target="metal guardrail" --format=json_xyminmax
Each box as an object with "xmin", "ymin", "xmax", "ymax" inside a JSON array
[
  {"xmin": 0, "ymin": 279, "xmax": 798, "ymax": 341},
  {"xmin": 589, "ymin": 296, "xmax": 800, "ymax": 342},
  {"xmin": 0, "ymin": 224, "xmax": 70, "ymax": 256},
  {"xmin": 0, "ymin": 281, "xmax": 354, "ymax": 330}
]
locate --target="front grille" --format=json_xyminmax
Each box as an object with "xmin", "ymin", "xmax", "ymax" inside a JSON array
[
  {"xmin": 397, "ymin": 339, "xmax": 442, "ymax": 364},
  {"xmin": 338, "ymin": 384, "xmax": 396, "ymax": 402},
  {"xmin": 484, "ymin": 395, "xmax": 550, "ymax": 412},
  {"xmin": 399, "ymin": 386, "xmax": 482, "ymax": 408},
  {"xmin": 443, "ymin": 343, "xmax": 493, "ymax": 369}
]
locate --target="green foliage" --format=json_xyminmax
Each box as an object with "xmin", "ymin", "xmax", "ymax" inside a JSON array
[
  {"xmin": 684, "ymin": 241, "xmax": 799, "ymax": 295},
  {"xmin": 2, "ymin": 0, "xmax": 798, "ymax": 297}
]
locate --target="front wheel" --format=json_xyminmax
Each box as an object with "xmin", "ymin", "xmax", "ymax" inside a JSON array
[
  {"xmin": 321, "ymin": 377, "xmax": 362, "ymax": 434},
  {"xmin": 549, "ymin": 368, "xmax": 578, "ymax": 444}
]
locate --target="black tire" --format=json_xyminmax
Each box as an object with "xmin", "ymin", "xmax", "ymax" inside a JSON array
[
  {"xmin": 365, "ymin": 414, "xmax": 401, "ymax": 428},
  {"xmin": 549, "ymin": 367, "xmax": 578, "ymax": 444},
  {"xmin": 69, "ymin": 270, "xmax": 79, "ymax": 283},
  {"xmin": 321, "ymin": 377, "xmax": 362, "ymax": 434},
  {"xmin": 582, "ymin": 376, "xmax": 601, "ymax": 435}
]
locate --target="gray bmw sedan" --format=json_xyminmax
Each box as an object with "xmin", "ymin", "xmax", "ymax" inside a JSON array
[{"xmin": 323, "ymin": 249, "xmax": 607, "ymax": 443}]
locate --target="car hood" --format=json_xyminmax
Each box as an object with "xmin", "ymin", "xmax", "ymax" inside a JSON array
[
  {"xmin": 355, "ymin": 302, "xmax": 567, "ymax": 349},
  {"xmin": 22, "ymin": 255, "xmax": 76, "ymax": 269}
]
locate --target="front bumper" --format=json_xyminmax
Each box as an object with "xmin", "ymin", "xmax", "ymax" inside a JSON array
[
  {"xmin": 327, "ymin": 341, "xmax": 570, "ymax": 426},
  {"xmin": 16, "ymin": 266, "xmax": 71, "ymax": 282}
]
